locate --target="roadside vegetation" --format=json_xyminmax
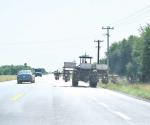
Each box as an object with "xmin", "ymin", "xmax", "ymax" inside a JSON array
[
  {"xmin": 98, "ymin": 24, "xmax": 150, "ymax": 100},
  {"xmin": 0, "ymin": 75, "xmax": 16, "ymax": 82},
  {"xmin": 0, "ymin": 64, "xmax": 47, "ymax": 76},
  {"xmin": 0, "ymin": 64, "xmax": 31, "ymax": 82},
  {"xmin": 0, "ymin": 64, "xmax": 47, "ymax": 82},
  {"xmin": 104, "ymin": 24, "xmax": 150, "ymax": 83},
  {"xmin": 98, "ymin": 82, "xmax": 150, "ymax": 100},
  {"xmin": 0, "ymin": 64, "xmax": 32, "ymax": 75}
]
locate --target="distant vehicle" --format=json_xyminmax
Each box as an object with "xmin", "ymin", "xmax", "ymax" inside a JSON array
[
  {"xmin": 34, "ymin": 68, "xmax": 42, "ymax": 77},
  {"xmin": 17, "ymin": 70, "xmax": 35, "ymax": 84},
  {"xmin": 62, "ymin": 62, "xmax": 76, "ymax": 82},
  {"xmin": 63, "ymin": 70, "xmax": 71, "ymax": 82},
  {"xmin": 54, "ymin": 70, "xmax": 60, "ymax": 80}
]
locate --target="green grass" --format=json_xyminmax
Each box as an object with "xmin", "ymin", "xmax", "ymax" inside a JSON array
[
  {"xmin": 98, "ymin": 83, "xmax": 150, "ymax": 100},
  {"xmin": 0, "ymin": 75, "xmax": 16, "ymax": 82}
]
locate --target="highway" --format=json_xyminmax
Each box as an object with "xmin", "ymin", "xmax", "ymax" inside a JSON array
[{"xmin": 0, "ymin": 75, "xmax": 150, "ymax": 125}]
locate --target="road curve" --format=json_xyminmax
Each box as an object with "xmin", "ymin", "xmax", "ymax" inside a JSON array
[{"xmin": 0, "ymin": 75, "xmax": 150, "ymax": 125}]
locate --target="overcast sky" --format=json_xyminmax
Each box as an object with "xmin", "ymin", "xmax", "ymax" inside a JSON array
[{"xmin": 0, "ymin": 0, "xmax": 150, "ymax": 71}]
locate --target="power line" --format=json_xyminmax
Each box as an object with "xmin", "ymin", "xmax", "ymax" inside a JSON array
[{"xmin": 111, "ymin": 4, "xmax": 150, "ymax": 26}]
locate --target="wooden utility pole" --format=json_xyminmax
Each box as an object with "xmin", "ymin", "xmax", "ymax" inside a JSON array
[
  {"xmin": 102, "ymin": 26, "xmax": 114, "ymax": 73},
  {"xmin": 94, "ymin": 40, "xmax": 103, "ymax": 64}
]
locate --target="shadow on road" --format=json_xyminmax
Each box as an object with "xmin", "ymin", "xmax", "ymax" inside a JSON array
[
  {"xmin": 16, "ymin": 82, "xmax": 35, "ymax": 84},
  {"xmin": 53, "ymin": 85, "xmax": 90, "ymax": 88}
]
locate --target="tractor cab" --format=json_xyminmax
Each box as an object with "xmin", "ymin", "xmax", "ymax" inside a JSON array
[
  {"xmin": 79, "ymin": 54, "xmax": 92, "ymax": 64},
  {"xmin": 79, "ymin": 54, "xmax": 93, "ymax": 69}
]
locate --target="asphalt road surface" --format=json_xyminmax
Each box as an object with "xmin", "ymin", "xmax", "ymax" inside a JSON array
[{"xmin": 0, "ymin": 75, "xmax": 150, "ymax": 125}]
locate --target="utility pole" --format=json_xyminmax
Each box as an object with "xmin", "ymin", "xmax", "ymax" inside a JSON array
[
  {"xmin": 102, "ymin": 26, "xmax": 114, "ymax": 73},
  {"xmin": 94, "ymin": 40, "xmax": 103, "ymax": 64}
]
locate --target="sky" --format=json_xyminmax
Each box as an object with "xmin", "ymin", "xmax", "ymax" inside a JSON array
[{"xmin": 0, "ymin": 0, "xmax": 150, "ymax": 71}]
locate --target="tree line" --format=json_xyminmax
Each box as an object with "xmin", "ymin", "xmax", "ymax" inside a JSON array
[
  {"xmin": 0, "ymin": 65, "xmax": 32, "ymax": 75},
  {"xmin": 0, "ymin": 64, "xmax": 47, "ymax": 75},
  {"xmin": 108, "ymin": 24, "xmax": 150, "ymax": 82}
]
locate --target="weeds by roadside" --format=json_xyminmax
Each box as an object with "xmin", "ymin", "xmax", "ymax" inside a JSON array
[{"xmin": 98, "ymin": 82, "xmax": 150, "ymax": 100}]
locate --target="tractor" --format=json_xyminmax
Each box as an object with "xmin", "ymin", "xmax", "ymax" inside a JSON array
[{"xmin": 72, "ymin": 54, "xmax": 98, "ymax": 87}]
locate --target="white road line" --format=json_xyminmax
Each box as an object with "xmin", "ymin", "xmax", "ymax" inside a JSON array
[
  {"xmin": 112, "ymin": 111, "xmax": 131, "ymax": 121},
  {"xmin": 98, "ymin": 102, "xmax": 109, "ymax": 109},
  {"xmin": 92, "ymin": 97, "xmax": 131, "ymax": 121},
  {"xmin": 94, "ymin": 99, "xmax": 131, "ymax": 121}
]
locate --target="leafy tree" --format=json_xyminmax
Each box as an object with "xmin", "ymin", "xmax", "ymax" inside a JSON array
[
  {"xmin": 109, "ymin": 38, "xmax": 132, "ymax": 75},
  {"xmin": 109, "ymin": 35, "xmax": 143, "ymax": 81},
  {"xmin": 141, "ymin": 25, "xmax": 150, "ymax": 82},
  {"xmin": 126, "ymin": 62, "xmax": 138, "ymax": 82},
  {"xmin": 109, "ymin": 42, "xmax": 121, "ymax": 74},
  {"xmin": 100, "ymin": 58, "xmax": 107, "ymax": 64}
]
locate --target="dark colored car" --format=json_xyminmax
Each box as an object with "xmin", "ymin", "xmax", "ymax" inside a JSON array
[
  {"xmin": 34, "ymin": 68, "xmax": 42, "ymax": 77},
  {"xmin": 17, "ymin": 70, "xmax": 35, "ymax": 84}
]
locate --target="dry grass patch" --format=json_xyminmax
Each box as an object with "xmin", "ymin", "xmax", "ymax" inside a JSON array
[
  {"xmin": 99, "ymin": 83, "xmax": 150, "ymax": 100},
  {"xmin": 0, "ymin": 75, "xmax": 16, "ymax": 82},
  {"xmin": 137, "ymin": 84, "xmax": 150, "ymax": 91}
]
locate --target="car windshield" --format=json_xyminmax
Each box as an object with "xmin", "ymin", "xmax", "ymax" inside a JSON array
[
  {"xmin": 18, "ymin": 70, "xmax": 32, "ymax": 75},
  {"xmin": 35, "ymin": 69, "xmax": 42, "ymax": 72}
]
